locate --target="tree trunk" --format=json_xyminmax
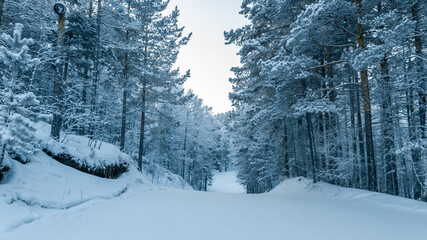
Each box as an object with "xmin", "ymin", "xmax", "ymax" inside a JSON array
[
  {"xmin": 182, "ymin": 110, "xmax": 189, "ymax": 179},
  {"xmin": 301, "ymin": 77, "xmax": 318, "ymax": 182},
  {"xmin": 138, "ymin": 81, "xmax": 147, "ymax": 171},
  {"xmin": 204, "ymin": 170, "xmax": 208, "ymax": 191},
  {"xmin": 318, "ymin": 58, "xmax": 326, "ymax": 178},
  {"xmin": 349, "ymin": 72, "xmax": 360, "ymax": 188},
  {"xmin": 381, "ymin": 55, "xmax": 398, "ymax": 195},
  {"xmin": 326, "ymin": 46, "xmax": 339, "ymax": 184},
  {"xmin": 90, "ymin": 0, "xmax": 102, "ymax": 138},
  {"xmin": 355, "ymin": 0, "xmax": 377, "ymax": 192},
  {"xmin": 51, "ymin": 13, "xmax": 66, "ymax": 140},
  {"xmin": 412, "ymin": 0, "xmax": 426, "ymax": 200},
  {"xmin": 120, "ymin": 83, "xmax": 127, "ymax": 151},
  {"xmin": 283, "ymin": 119, "xmax": 290, "ymax": 177},
  {"xmin": 412, "ymin": 1, "xmax": 426, "ymax": 139},
  {"xmin": 406, "ymin": 74, "xmax": 419, "ymax": 199},
  {"xmin": 306, "ymin": 112, "xmax": 318, "ymax": 183},
  {"xmin": 356, "ymin": 79, "xmax": 367, "ymax": 188},
  {"xmin": 79, "ymin": 1, "xmax": 94, "ymax": 136},
  {"xmin": 80, "ymin": 62, "xmax": 88, "ymax": 136},
  {"xmin": 93, "ymin": 0, "xmax": 102, "ymax": 101},
  {"xmin": 0, "ymin": 143, "xmax": 6, "ymax": 167},
  {"xmin": 120, "ymin": 22, "xmax": 130, "ymax": 151},
  {"xmin": 0, "ymin": 0, "xmax": 4, "ymax": 28}
]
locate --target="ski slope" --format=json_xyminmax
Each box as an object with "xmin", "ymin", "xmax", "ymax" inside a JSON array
[{"xmin": 1, "ymin": 164, "xmax": 427, "ymax": 240}]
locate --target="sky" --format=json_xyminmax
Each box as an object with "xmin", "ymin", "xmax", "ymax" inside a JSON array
[{"xmin": 167, "ymin": 0, "xmax": 248, "ymax": 113}]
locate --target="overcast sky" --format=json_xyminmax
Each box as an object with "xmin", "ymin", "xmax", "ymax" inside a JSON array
[{"xmin": 167, "ymin": 0, "xmax": 248, "ymax": 113}]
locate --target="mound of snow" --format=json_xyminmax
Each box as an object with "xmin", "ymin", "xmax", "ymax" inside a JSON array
[
  {"xmin": 143, "ymin": 163, "xmax": 192, "ymax": 190},
  {"xmin": 271, "ymin": 177, "xmax": 427, "ymax": 213},
  {"xmin": 0, "ymin": 151, "xmax": 136, "ymax": 232},
  {"xmin": 0, "ymin": 149, "xmax": 191, "ymax": 232},
  {"xmin": 35, "ymin": 122, "xmax": 131, "ymax": 170},
  {"xmin": 0, "ymin": 122, "xmax": 193, "ymax": 232}
]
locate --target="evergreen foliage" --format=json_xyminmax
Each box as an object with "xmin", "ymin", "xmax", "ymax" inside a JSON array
[
  {"xmin": 0, "ymin": 23, "xmax": 40, "ymax": 165},
  {"xmin": 0, "ymin": 1, "xmax": 229, "ymax": 190},
  {"xmin": 227, "ymin": 0, "xmax": 427, "ymax": 201}
]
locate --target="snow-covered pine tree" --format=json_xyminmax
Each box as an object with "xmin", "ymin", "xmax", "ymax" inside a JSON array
[
  {"xmin": 132, "ymin": 2, "xmax": 191, "ymax": 171},
  {"xmin": 0, "ymin": 23, "xmax": 40, "ymax": 166}
]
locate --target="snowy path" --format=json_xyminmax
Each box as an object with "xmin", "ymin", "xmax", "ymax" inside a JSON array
[
  {"xmin": 2, "ymin": 173, "xmax": 427, "ymax": 240},
  {"xmin": 208, "ymin": 171, "xmax": 246, "ymax": 193}
]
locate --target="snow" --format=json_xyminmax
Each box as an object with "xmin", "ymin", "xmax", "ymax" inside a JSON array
[
  {"xmin": 208, "ymin": 170, "xmax": 246, "ymax": 193},
  {"xmin": 35, "ymin": 122, "xmax": 132, "ymax": 168},
  {"xmin": 0, "ymin": 151, "xmax": 144, "ymax": 232},
  {"xmin": 1, "ymin": 163, "xmax": 426, "ymax": 240},
  {"xmin": 0, "ymin": 145, "xmax": 190, "ymax": 234}
]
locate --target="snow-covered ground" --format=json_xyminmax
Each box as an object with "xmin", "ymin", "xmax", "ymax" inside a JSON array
[
  {"xmin": 35, "ymin": 122, "xmax": 132, "ymax": 168},
  {"xmin": 1, "ymin": 163, "xmax": 427, "ymax": 240},
  {"xmin": 208, "ymin": 170, "xmax": 246, "ymax": 193}
]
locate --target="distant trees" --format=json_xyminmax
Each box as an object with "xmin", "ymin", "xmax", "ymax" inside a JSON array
[
  {"xmin": 142, "ymin": 92, "xmax": 231, "ymax": 190},
  {"xmin": 227, "ymin": 0, "xmax": 427, "ymax": 201}
]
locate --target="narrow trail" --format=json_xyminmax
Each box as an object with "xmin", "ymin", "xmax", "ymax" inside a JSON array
[
  {"xmin": 208, "ymin": 171, "xmax": 246, "ymax": 194},
  {"xmin": 2, "ymin": 172, "xmax": 427, "ymax": 240}
]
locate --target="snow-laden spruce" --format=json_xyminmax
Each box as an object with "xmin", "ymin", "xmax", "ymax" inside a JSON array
[{"xmin": 0, "ymin": 23, "xmax": 40, "ymax": 166}]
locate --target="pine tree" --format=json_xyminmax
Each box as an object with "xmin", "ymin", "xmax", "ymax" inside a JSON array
[{"xmin": 0, "ymin": 23, "xmax": 40, "ymax": 165}]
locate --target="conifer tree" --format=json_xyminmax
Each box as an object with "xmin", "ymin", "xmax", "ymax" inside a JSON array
[{"xmin": 0, "ymin": 23, "xmax": 40, "ymax": 165}]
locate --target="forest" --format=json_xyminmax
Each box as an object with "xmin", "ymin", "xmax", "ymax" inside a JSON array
[
  {"xmin": 227, "ymin": 0, "xmax": 427, "ymax": 201},
  {"xmin": 0, "ymin": 0, "xmax": 426, "ymax": 204},
  {"xmin": 0, "ymin": 0, "xmax": 231, "ymax": 191}
]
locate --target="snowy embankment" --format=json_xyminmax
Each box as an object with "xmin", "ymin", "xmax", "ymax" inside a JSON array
[
  {"xmin": 1, "ymin": 167, "xmax": 427, "ymax": 240},
  {"xmin": 0, "ymin": 122, "xmax": 191, "ymax": 233},
  {"xmin": 0, "ymin": 150, "xmax": 190, "ymax": 232},
  {"xmin": 35, "ymin": 122, "xmax": 131, "ymax": 177}
]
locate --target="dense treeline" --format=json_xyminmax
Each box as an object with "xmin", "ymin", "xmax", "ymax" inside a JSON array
[
  {"xmin": 227, "ymin": 0, "xmax": 427, "ymax": 200},
  {"xmin": 0, "ymin": 0, "xmax": 230, "ymax": 190}
]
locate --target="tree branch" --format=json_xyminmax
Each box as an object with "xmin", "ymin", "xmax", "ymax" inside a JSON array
[
  {"xmin": 304, "ymin": 60, "xmax": 348, "ymax": 71},
  {"xmin": 335, "ymin": 5, "xmax": 358, "ymax": 39},
  {"xmin": 254, "ymin": 24, "xmax": 290, "ymax": 36},
  {"xmin": 309, "ymin": 31, "xmax": 357, "ymax": 48}
]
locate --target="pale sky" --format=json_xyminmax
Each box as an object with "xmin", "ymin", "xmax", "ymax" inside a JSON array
[{"xmin": 167, "ymin": 0, "xmax": 248, "ymax": 113}]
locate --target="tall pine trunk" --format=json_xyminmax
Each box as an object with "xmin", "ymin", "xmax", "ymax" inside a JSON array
[
  {"xmin": 302, "ymin": 78, "xmax": 318, "ymax": 182},
  {"xmin": 79, "ymin": 1, "xmax": 94, "ymax": 136},
  {"xmin": 326, "ymin": 46, "xmax": 339, "ymax": 184},
  {"xmin": 412, "ymin": 2, "xmax": 426, "ymax": 139},
  {"xmin": 120, "ymin": 14, "xmax": 130, "ymax": 151},
  {"xmin": 380, "ymin": 55, "xmax": 398, "ymax": 195},
  {"xmin": 90, "ymin": 0, "xmax": 102, "ymax": 138},
  {"xmin": 182, "ymin": 110, "xmax": 189, "ymax": 179},
  {"xmin": 355, "ymin": 0, "xmax": 377, "ymax": 192},
  {"xmin": 406, "ymin": 72, "xmax": 419, "ymax": 199},
  {"xmin": 51, "ymin": 11, "xmax": 66, "ymax": 140},
  {"xmin": 120, "ymin": 63, "xmax": 128, "ymax": 151},
  {"xmin": 349, "ymin": 71, "xmax": 360, "ymax": 188},
  {"xmin": 412, "ymin": 0, "xmax": 426, "ymax": 200},
  {"xmin": 138, "ymin": 80, "xmax": 147, "ymax": 171},
  {"xmin": 306, "ymin": 112, "xmax": 318, "ymax": 183},
  {"xmin": 283, "ymin": 119, "xmax": 290, "ymax": 178}
]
